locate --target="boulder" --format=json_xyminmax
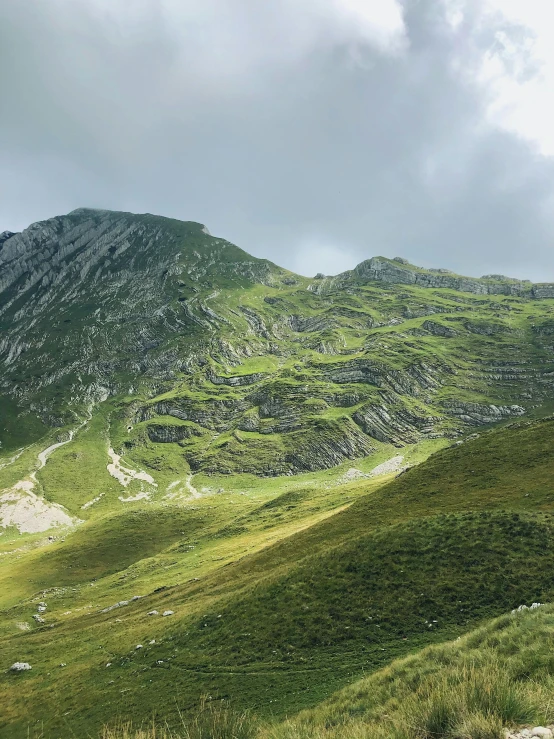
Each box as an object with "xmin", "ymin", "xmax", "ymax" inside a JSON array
[{"xmin": 10, "ymin": 662, "xmax": 31, "ymax": 672}]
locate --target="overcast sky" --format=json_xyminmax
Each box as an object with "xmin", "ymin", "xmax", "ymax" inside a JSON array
[{"xmin": 2, "ymin": 0, "xmax": 554, "ymax": 280}]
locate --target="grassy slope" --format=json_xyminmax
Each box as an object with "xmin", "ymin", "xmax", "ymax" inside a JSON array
[
  {"xmin": 0, "ymin": 406, "xmax": 426, "ymax": 736},
  {"xmin": 2, "ymin": 417, "xmax": 554, "ymax": 737},
  {"xmin": 104, "ymin": 605, "xmax": 554, "ymax": 739},
  {"xmin": 266, "ymin": 604, "xmax": 554, "ymax": 738}
]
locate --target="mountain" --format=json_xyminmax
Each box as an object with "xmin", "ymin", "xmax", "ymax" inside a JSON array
[
  {"xmin": 3, "ymin": 208, "xmax": 554, "ymax": 474},
  {"xmin": 0, "ymin": 208, "xmax": 283, "ymax": 434},
  {"xmin": 2, "ymin": 209, "xmax": 554, "ymax": 738}
]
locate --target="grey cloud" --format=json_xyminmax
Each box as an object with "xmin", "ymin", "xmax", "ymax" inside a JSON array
[{"xmin": 1, "ymin": 0, "xmax": 554, "ymax": 281}]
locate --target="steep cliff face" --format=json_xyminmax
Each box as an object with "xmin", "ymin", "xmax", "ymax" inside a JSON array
[{"xmin": 2, "ymin": 208, "xmax": 554, "ymax": 476}]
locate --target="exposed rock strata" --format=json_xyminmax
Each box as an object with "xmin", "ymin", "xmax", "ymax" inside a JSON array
[
  {"xmin": 423, "ymin": 320, "xmax": 457, "ymax": 338},
  {"xmin": 353, "ymin": 403, "xmax": 439, "ymax": 446},
  {"xmin": 4, "ymin": 208, "xmax": 554, "ymax": 480},
  {"xmin": 442, "ymin": 402, "xmax": 525, "ymax": 426},
  {"xmin": 352, "ymin": 257, "xmax": 533, "ymax": 297},
  {"xmin": 208, "ymin": 372, "xmax": 265, "ymax": 387},
  {"xmin": 146, "ymin": 423, "xmax": 204, "ymax": 443}
]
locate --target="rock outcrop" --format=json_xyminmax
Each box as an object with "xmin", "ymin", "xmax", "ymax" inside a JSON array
[
  {"xmin": 352, "ymin": 257, "xmax": 532, "ymax": 297},
  {"xmin": 9, "ymin": 662, "xmax": 32, "ymax": 672},
  {"xmin": 442, "ymin": 402, "xmax": 525, "ymax": 426},
  {"xmin": 146, "ymin": 423, "xmax": 204, "ymax": 443},
  {"xmin": 423, "ymin": 320, "xmax": 457, "ymax": 338}
]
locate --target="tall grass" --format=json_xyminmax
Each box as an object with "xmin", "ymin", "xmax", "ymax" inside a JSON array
[
  {"xmin": 102, "ymin": 698, "xmax": 257, "ymax": 739},
  {"xmin": 102, "ymin": 609, "xmax": 554, "ymax": 739},
  {"xmin": 260, "ymin": 607, "xmax": 554, "ymax": 739}
]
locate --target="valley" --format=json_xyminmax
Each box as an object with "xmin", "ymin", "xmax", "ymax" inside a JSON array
[{"xmin": 2, "ymin": 210, "xmax": 554, "ymax": 738}]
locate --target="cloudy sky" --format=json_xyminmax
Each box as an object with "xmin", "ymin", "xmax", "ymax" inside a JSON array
[{"xmin": 2, "ymin": 0, "xmax": 554, "ymax": 280}]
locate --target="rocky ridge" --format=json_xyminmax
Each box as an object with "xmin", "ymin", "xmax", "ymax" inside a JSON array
[
  {"xmin": 3, "ymin": 209, "xmax": 554, "ymax": 477},
  {"xmin": 350, "ymin": 256, "xmax": 552, "ymax": 297}
]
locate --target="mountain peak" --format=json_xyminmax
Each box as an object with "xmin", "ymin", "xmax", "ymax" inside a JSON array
[
  {"xmin": 67, "ymin": 207, "xmax": 114, "ymax": 216},
  {"xmin": 0, "ymin": 230, "xmax": 17, "ymax": 247}
]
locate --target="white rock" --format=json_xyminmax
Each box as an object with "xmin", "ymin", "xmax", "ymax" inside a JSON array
[
  {"xmin": 512, "ymin": 602, "xmax": 543, "ymax": 614},
  {"xmin": 369, "ymin": 456, "xmax": 406, "ymax": 478},
  {"xmin": 531, "ymin": 728, "xmax": 553, "ymax": 738},
  {"xmin": 162, "ymin": 610, "xmax": 174, "ymax": 617},
  {"xmin": 147, "ymin": 610, "xmax": 159, "ymax": 616},
  {"xmin": 10, "ymin": 662, "xmax": 31, "ymax": 671},
  {"xmin": 135, "ymin": 644, "xmax": 143, "ymax": 650},
  {"xmin": 32, "ymin": 614, "xmax": 45, "ymax": 623}
]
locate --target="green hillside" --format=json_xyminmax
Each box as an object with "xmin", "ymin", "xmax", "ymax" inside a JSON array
[
  {"xmin": 2, "ymin": 210, "xmax": 554, "ymax": 738},
  {"xmin": 103, "ymin": 604, "xmax": 554, "ymax": 738},
  {"xmin": 265, "ymin": 603, "xmax": 554, "ymax": 738},
  {"xmin": 2, "ymin": 415, "xmax": 554, "ymax": 737}
]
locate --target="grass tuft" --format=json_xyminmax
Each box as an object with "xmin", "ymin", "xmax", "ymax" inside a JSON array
[{"xmin": 102, "ymin": 699, "xmax": 257, "ymax": 739}]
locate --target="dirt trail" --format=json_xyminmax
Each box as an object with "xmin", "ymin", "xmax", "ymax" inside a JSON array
[{"xmin": 30, "ymin": 426, "xmax": 81, "ymax": 484}]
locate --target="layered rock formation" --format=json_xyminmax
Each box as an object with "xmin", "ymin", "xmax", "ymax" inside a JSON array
[
  {"xmin": 350, "ymin": 257, "xmax": 547, "ymax": 297},
  {"xmin": 3, "ymin": 208, "xmax": 554, "ymax": 476}
]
